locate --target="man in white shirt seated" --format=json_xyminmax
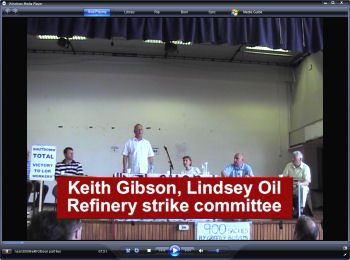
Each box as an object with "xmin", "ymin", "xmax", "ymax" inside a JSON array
[
  {"xmin": 282, "ymin": 151, "xmax": 311, "ymax": 217},
  {"xmin": 122, "ymin": 124, "xmax": 154, "ymax": 174},
  {"xmin": 181, "ymin": 155, "xmax": 201, "ymax": 176}
]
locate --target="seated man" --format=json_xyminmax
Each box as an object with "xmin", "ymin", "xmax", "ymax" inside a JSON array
[
  {"xmin": 221, "ymin": 153, "xmax": 254, "ymax": 177},
  {"xmin": 27, "ymin": 150, "xmax": 48, "ymax": 207},
  {"xmin": 181, "ymin": 156, "xmax": 201, "ymax": 176},
  {"xmin": 293, "ymin": 215, "xmax": 319, "ymax": 240},
  {"xmin": 55, "ymin": 147, "xmax": 84, "ymax": 176},
  {"xmin": 53, "ymin": 147, "xmax": 84, "ymax": 199},
  {"xmin": 27, "ymin": 211, "xmax": 82, "ymax": 240},
  {"xmin": 282, "ymin": 151, "xmax": 311, "ymax": 217}
]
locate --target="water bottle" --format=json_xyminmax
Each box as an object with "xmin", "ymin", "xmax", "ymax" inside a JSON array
[{"xmin": 204, "ymin": 162, "xmax": 208, "ymax": 175}]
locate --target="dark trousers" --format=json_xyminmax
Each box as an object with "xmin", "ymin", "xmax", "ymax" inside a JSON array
[
  {"xmin": 292, "ymin": 192, "xmax": 313, "ymax": 218},
  {"xmin": 292, "ymin": 195, "xmax": 299, "ymax": 218}
]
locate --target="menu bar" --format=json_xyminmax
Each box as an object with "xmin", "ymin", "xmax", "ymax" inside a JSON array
[{"xmin": 1, "ymin": 2, "xmax": 348, "ymax": 16}]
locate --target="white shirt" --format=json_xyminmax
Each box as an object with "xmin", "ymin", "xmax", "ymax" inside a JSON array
[
  {"xmin": 180, "ymin": 167, "xmax": 201, "ymax": 176},
  {"xmin": 122, "ymin": 137, "xmax": 154, "ymax": 174}
]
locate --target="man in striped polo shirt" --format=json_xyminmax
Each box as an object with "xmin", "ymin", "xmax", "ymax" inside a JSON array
[
  {"xmin": 53, "ymin": 147, "xmax": 84, "ymax": 198},
  {"xmin": 55, "ymin": 147, "xmax": 84, "ymax": 176}
]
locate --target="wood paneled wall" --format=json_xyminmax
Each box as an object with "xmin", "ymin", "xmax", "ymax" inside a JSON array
[
  {"xmin": 251, "ymin": 221, "xmax": 323, "ymax": 240},
  {"xmin": 81, "ymin": 220, "xmax": 323, "ymax": 240}
]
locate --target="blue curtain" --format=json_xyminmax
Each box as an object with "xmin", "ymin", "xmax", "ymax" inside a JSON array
[{"xmin": 27, "ymin": 18, "xmax": 323, "ymax": 53}]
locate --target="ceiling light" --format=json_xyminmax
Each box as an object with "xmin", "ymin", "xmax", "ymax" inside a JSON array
[
  {"xmin": 144, "ymin": 39, "xmax": 163, "ymax": 44},
  {"xmin": 36, "ymin": 35, "xmax": 86, "ymax": 40},
  {"xmin": 244, "ymin": 46, "xmax": 293, "ymax": 56},
  {"xmin": 244, "ymin": 51, "xmax": 293, "ymax": 56},
  {"xmin": 70, "ymin": 36, "xmax": 86, "ymax": 40},
  {"xmin": 171, "ymin": 40, "xmax": 192, "ymax": 46},
  {"xmin": 144, "ymin": 39, "xmax": 192, "ymax": 45},
  {"xmin": 246, "ymin": 46, "xmax": 289, "ymax": 52}
]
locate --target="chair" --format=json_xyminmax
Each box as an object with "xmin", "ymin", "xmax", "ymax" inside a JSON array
[
  {"xmin": 27, "ymin": 181, "xmax": 38, "ymax": 214},
  {"xmin": 29, "ymin": 181, "xmax": 48, "ymax": 213}
]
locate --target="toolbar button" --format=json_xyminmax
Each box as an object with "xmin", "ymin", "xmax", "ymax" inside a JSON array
[{"xmin": 169, "ymin": 245, "xmax": 181, "ymax": 257}]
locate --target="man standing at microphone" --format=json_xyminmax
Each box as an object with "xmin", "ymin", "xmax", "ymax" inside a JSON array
[{"xmin": 122, "ymin": 124, "xmax": 154, "ymax": 174}]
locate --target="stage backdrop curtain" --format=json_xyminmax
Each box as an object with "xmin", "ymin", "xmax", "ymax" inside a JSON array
[{"xmin": 27, "ymin": 18, "xmax": 323, "ymax": 53}]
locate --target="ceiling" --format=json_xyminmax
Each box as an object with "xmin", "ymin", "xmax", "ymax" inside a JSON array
[{"xmin": 27, "ymin": 35, "xmax": 307, "ymax": 67}]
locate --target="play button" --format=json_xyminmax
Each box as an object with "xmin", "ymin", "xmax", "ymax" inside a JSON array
[{"xmin": 169, "ymin": 245, "xmax": 181, "ymax": 257}]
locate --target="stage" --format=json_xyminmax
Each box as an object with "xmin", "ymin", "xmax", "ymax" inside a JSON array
[
  {"xmin": 27, "ymin": 204, "xmax": 323, "ymax": 240},
  {"xmin": 81, "ymin": 209, "xmax": 323, "ymax": 240}
]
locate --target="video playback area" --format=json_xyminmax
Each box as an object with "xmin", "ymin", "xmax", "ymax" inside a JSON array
[{"xmin": 1, "ymin": 1, "xmax": 349, "ymax": 260}]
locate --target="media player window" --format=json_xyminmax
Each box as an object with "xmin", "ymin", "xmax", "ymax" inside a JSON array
[{"xmin": 1, "ymin": 0, "xmax": 349, "ymax": 259}]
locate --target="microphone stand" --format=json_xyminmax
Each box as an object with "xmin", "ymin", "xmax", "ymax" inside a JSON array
[
  {"xmin": 164, "ymin": 145, "xmax": 174, "ymax": 223},
  {"xmin": 164, "ymin": 146, "xmax": 174, "ymax": 176}
]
